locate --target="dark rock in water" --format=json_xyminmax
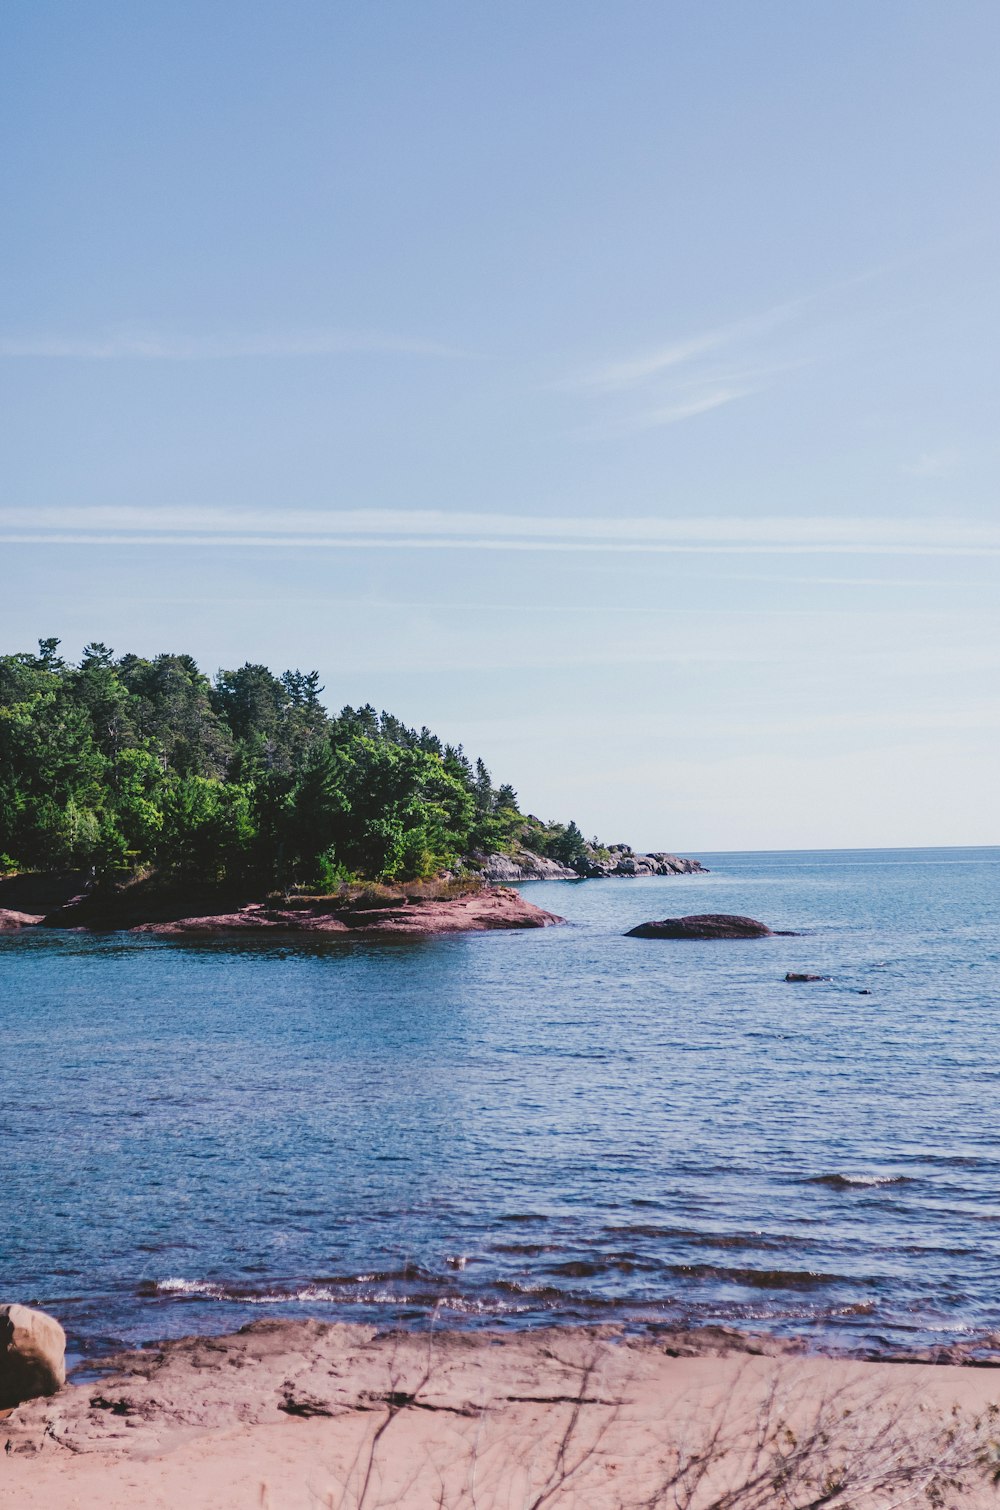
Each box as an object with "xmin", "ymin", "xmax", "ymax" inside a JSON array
[
  {"xmin": 785, "ymin": 972, "xmax": 826, "ymax": 982},
  {"xmin": 0, "ymin": 1304, "xmax": 66, "ymax": 1408},
  {"xmin": 857, "ymin": 988, "xmax": 873, "ymax": 995},
  {"xmin": 627, "ymin": 914, "xmax": 773, "ymax": 939}
]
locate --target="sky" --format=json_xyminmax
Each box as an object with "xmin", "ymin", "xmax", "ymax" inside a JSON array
[{"xmin": 1, "ymin": 0, "xmax": 998, "ymax": 852}]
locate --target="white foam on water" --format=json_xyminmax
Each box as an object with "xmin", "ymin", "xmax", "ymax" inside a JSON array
[{"xmin": 154, "ymin": 1278, "xmax": 226, "ymax": 1297}]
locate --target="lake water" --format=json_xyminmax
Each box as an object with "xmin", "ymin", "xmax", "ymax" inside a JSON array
[{"xmin": 2, "ymin": 848, "xmax": 998, "ymax": 1360}]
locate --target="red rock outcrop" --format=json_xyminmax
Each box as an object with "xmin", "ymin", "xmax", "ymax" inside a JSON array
[
  {"xmin": 24, "ymin": 885, "xmax": 562, "ymax": 936},
  {"xmin": 0, "ymin": 909, "xmax": 43, "ymax": 930}
]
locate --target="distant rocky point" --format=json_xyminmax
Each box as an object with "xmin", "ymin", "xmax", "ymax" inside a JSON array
[{"xmin": 478, "ymin": 846, "xmax": 707, "ymax": 882}]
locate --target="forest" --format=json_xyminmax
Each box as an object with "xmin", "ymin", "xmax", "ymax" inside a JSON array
[{"xmin": 0, "ymin": 639, "xmax": 595, "ymax": 886}]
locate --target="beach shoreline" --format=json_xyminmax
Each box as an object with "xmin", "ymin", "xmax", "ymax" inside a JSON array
[{"xmin": 4, "ymin": 1319, "xmax": 999, "ymax": 1508}]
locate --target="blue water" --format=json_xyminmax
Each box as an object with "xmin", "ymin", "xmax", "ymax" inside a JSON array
[{"xmin": 1, "ymin": 848, "xmax": 998, "ymax": 1359}]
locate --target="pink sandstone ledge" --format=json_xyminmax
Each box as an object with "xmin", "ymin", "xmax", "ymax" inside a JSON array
[{"xmin": 0, "ymin": 886, "xmax": 565, "ymax": 936}]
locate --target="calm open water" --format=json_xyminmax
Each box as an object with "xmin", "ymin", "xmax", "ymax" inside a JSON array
[{"xmin": 2, "ymin": 848, "xmax": 998, "ymax": 1360}]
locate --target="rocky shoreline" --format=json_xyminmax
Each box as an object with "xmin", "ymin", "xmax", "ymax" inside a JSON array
[
  {"xmin": 477, "ymin": 846, "xmax": 707, "ymax": 882},
  {"xmin": 0, "ymin": 880, "xmax": 564, "ymax": 936},
  {"xmin": 0, "ymin": 849, "xmax": 707, "ymax": 934}
]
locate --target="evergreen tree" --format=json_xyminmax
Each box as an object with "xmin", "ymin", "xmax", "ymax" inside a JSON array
[{"xmin": 0, "ymin": 639, "xmax": 605, "ymax": 885}]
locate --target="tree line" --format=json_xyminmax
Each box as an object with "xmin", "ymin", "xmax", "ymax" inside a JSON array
[{"xmin": 0, "ymin": 639, "xmax": 595, "ymax": 886}]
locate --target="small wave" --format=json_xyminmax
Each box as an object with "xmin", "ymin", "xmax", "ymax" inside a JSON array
[
  {"xmin": 145, "ymin": 1280, "xmax": 441, "ymax": 1307},
  {"xmin": 669, "ymin": 1263, "xmax": 862, "ymax": 1291},
  {"xmin": 141, "ymin": 1278, "xmax": 226, "ymax": 1298},
  {"xmin": 495, "ymin": 1279, "xmax": 565, "ymax": 1301},
  {"xmin": 491, "ymin": 1242, "xmax": 556, "ymax": 1257},
  {"xmin": 543, "ymin": 1260, "xmax": 604, "ymax": 1278},
  {"xmin": 492, "ymin": 1279, "xmax": 613, "ymax": 1308},
  {"xmin": 433, "ymin": 1296, "xmax": 532, "ymax": 1317},
  {"xmin": 899, "ymin": 1153, "xmax": 992, "ymax": 1169},
  {"xmin": 143, "ymin": 1277, "xmax": 300, "ymax": 1303},
  {"xmin": 606, "ymin": 1224, "xmax": 796, "ymax": 1252},
  {"xmin": 543, "ymin": 1258, "xmax": 649, "ymax": 1278},
  {"xmin": 806, "ymin": 1174, "xmax": 913, "ymax": 1190},
  {"xmin": 605, "ymin": 1224, "xmax": 686, "ymax": 1241},
  {"xmin": 141, "ymin": 1269, "xmax": 446, "ymax": 1307}
]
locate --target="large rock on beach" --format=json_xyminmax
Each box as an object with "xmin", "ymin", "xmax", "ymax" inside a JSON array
[
  {"xmin": 626, "ymin": 913, "xmax": 774, "ymax": 939},
  {"xmin": 0, "ymin": 1305, "xmax": 66, "ymax": 1408}
]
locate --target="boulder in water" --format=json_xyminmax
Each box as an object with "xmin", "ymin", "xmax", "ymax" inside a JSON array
[
  {"xmin": 626, "ymin": 914, "xmax": 773, "ymax": 939},
  {"xmin": 0, "ymin": 1304, "xmax": 66, "ymax": 1408}
]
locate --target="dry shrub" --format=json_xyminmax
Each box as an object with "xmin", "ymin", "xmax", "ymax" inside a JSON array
[
  {"xmin": 316, "ymin": 1349, "xmax": 1000, "ymax": 1510},
  {"xmin": 401, "ymin": 877, "xmax": 484, "ymax": 903},
  {"xmin": 291, "ymin": 877, "xmax": 485, "ymax": 908},
  {"xmin": 638, "ymin": 1375, "xmax": 1000, "ymax": 1510}
]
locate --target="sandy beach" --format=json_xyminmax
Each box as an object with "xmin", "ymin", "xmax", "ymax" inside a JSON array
[{"xmin": 4, "ymin": 1321, "xmax": 999, "ymax": 1508}]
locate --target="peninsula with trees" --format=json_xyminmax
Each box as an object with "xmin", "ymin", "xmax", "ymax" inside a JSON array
[{"xmin": 0, "ymin": 640, "xmax": 702, "ymax": 934}]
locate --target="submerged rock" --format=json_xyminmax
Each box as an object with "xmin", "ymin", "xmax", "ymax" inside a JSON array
[
  {"xmin": 0, "ymin": 1304, "xmax": 66, "ymax": 1409},
  {"xmin": 785, "ymin": 972, "xmax": 826, "ymax": 982},
  {"xmin": 626, "ymin": 913, "xmax": 774, "ymax": 939}
]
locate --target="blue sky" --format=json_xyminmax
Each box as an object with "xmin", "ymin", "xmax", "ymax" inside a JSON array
[{"xmin": 2, "ymin": 1, "xmax": 998, "ymax": 849}]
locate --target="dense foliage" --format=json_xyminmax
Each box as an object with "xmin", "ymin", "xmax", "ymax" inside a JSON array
[{"xmin": 0, "ymin": 640, "xmax": 597, "ymax": 885}]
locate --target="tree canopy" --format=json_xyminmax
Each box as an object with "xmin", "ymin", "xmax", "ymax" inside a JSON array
[{"xmin": 0, "ymin": 640, "xmax": 597, "ymax": 886}]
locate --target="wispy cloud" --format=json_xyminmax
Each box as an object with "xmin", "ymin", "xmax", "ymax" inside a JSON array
[
  {"xmin": 3, "ymin": 508, "xmax": 999, "ymax": 556},
  {"xmin": 0, "ymin": 328, "xmax": 466, "ymax": 361},
  {"xmin": 566, "ymin": 272, "xmax": 883, "ymax": 430},
  {"xmin": 628, "ymin": 384, "xmax": 757, "ymax": 429},
  {"xmin": 574, "ymin": 297, "xmax": 804, "ymax": 393}
]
